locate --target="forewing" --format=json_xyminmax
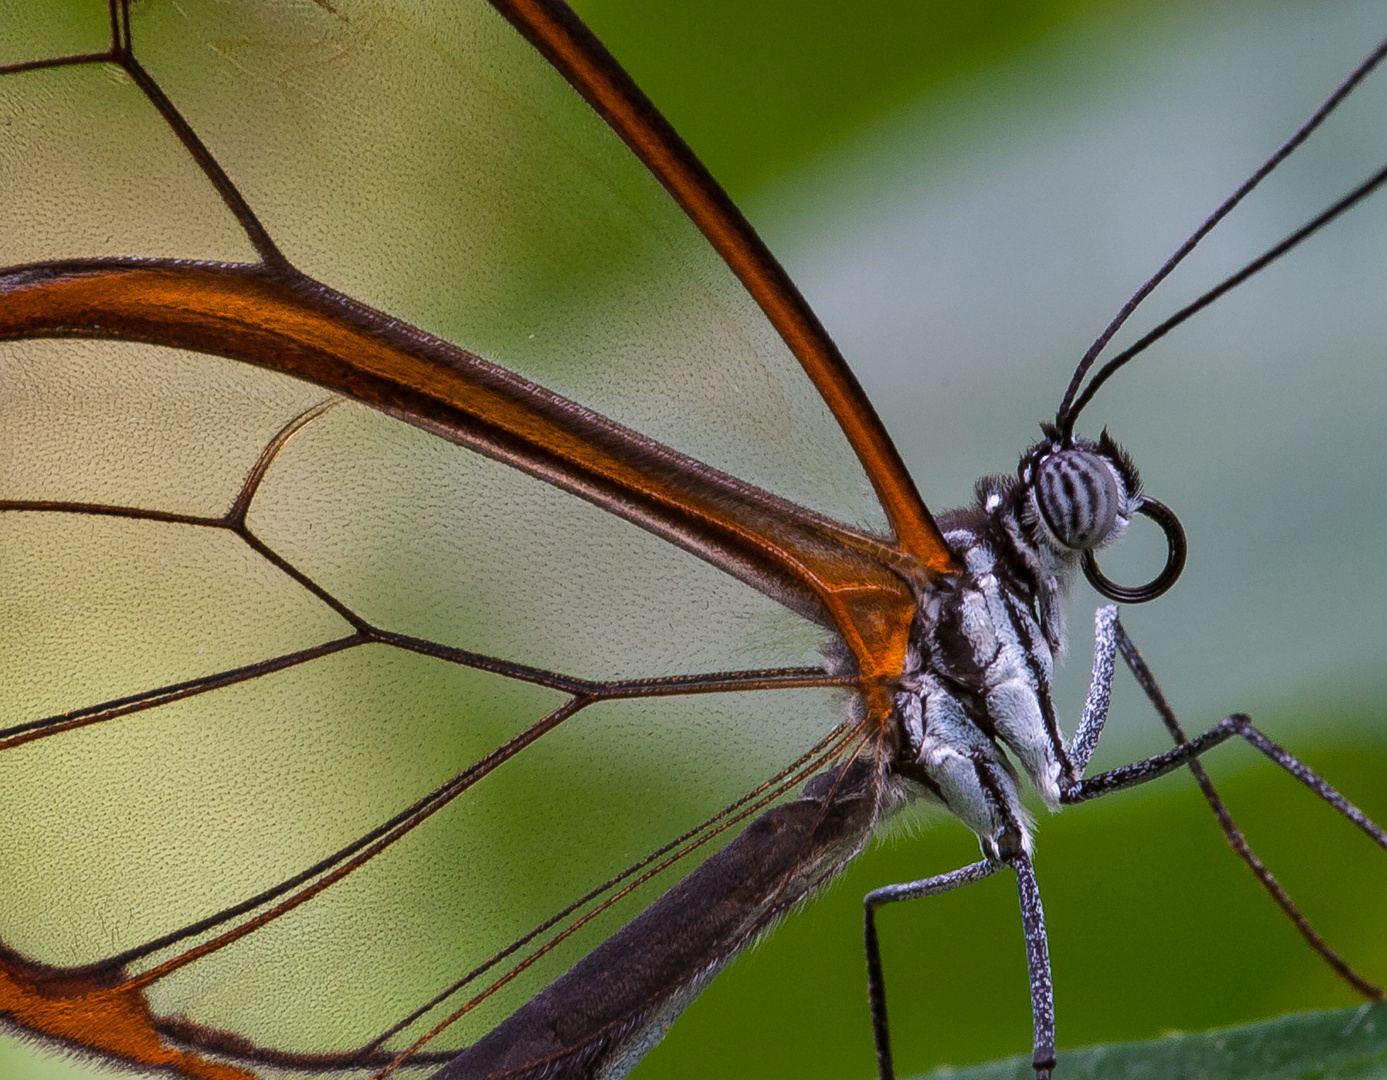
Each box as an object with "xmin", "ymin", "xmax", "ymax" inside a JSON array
[
  {"xmin": 0, "ymin": 1, "xmax": 907, "ymax": 1076},
  {"xmin": 136, "ymin": 0, "xmax": 892, "ymax": 530}
]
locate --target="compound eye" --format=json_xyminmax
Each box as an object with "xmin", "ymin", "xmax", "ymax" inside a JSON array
[{"xmin": 1035, "ymin": 450, "xmax": 1122, "ymax": 550}]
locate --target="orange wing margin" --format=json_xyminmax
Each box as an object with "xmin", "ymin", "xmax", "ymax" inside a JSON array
[
  {"xmin": 489, "ymin": 0, "xmax": 958, "ymax": 579},
  {"xmin": 0, "ymin": 260, "xmax": 917, "ymax": 694},
  {"xmin": 0, "ymin": 7, "xmax": 946, "ymax": 1073}
]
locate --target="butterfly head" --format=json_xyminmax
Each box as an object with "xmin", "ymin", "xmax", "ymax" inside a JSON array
[
  {"xmin": 1020, "ymin": 426, "xmax": 1138, "ymax": 555},
  {"xmin": 1018, "ymin": 424, "xmax": 1185, "ymax": 604}
]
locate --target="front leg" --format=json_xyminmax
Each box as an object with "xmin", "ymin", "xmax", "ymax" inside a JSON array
[
  {"xmin": 1059, "ymin": 616, "xmax": 1387, "ymax": 999},
  {"xmin": 1065, "ymin": 604, "xmax": 1119, "ymax": 777}
]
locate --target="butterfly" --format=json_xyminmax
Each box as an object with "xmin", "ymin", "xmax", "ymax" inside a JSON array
[{"xmin": 2, "ymin": 2, "xmax": 1387, "ymax": 1080}]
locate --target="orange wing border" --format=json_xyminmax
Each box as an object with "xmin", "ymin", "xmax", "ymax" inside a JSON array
[
  {"xmin": 0, "ymin": 258, "xmax": 918, "ymax": 686},
  {"xmin": 0, "ymin": 6, "xmax": 954, "ymax": 1072},
  {"xmin": 489, "ymin": 0, "xmax": 957, "ymax": 579}
]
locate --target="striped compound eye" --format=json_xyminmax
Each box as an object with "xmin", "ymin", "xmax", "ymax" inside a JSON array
[{"xmin": 1035, "ymin": 450, "xmax": 1124, "ymax": 550}]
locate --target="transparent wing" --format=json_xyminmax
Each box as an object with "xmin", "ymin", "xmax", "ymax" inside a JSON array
[
  {"xmin": 2, "ymin": 0, "xmax": 899, "ymax": 529},
  {"xmin": 0, "ymin": 1, "xmax": 932, "ymax": 1076}
]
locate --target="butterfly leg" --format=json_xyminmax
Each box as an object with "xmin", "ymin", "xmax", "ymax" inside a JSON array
[
  {"xmin": 878, "ymin": 671, "xmax": 1059, "ymax": 1077},
  {"xmin": 1065, "ymin": 604, "xmax": 1119, "ymax": 777},
  {"xmin": 1101, "ymin": 619, "xmax": 1387, "ymax": 999},
  {"xmin": 1058, "ymin": 620, "xmax": 1387, "ymax": 995},
  {"xmin": 1061, "ymin": 604, "xmax": 1257, "ymax": 796},
  {"xmin": 863, "ymin": 859, "xmax": 997, "ymax": 1080},
  {"xmin": 863, "ymin": 852, "xmax": 1056, "ymax": 1080},
  {"xmin": 859, "ymin": 787, "xmax": 1054, "ymax": 1080},
  {"xmin": 1012, "ymin": 851, "xmax": 1057, "ymax": 1079}
]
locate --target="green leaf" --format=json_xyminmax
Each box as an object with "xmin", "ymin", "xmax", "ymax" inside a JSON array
[{"xmin": 915, "ymin": 1005, "xmax": 1387, "ymax": 1080}]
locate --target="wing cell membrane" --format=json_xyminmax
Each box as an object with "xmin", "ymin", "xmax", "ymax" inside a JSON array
[{"xmin": 0, "ymin": 2, "xmax": 940, "ymax": 1076}]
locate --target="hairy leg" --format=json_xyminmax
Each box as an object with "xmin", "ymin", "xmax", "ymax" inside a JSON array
[
  {"xmin": 863, "ymin": 851, "xmax": 1057, "ymax": 1079},
  {"xmin": 1061, "ymin": 616, "xmax": 1387, "ymax": 996},
  {"xmin": 1111, "ymin": 622, "xmax": 1384, "ymax": 998},
  {"xmin": 863, "ymin": 859, "xmax": 1000, "ymax": 1080}
]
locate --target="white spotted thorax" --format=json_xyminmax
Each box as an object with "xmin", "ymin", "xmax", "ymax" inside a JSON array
[{"xmin": 893, "ymin": 431, "xmax": 1140, "ymax": 861}]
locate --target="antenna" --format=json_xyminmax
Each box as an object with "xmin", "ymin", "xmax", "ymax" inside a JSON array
[{"xmin": 1055, "ymin": 35, "xmax": 1387, "ymax": 439}]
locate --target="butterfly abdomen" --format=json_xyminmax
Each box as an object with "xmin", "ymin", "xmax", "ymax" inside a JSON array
[{"xmin": 436, "ymin": 760, "xmax": 881, "ymax": 1080}]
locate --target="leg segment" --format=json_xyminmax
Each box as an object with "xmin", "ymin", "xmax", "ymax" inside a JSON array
[
  {"xmin": 1013, "ymin": 852, "xmax": 1056, "ymax": 1079},
  {"xmin": 1060, "ymin": 714, "xmax": 1244, "ymax": 802},
  {"xmin": 1113, "ymin": 623, "xmax": 1386, "ymax": 999},
  {"xmin": 864, "ymin": 859, "xmax": 1000, "ymax": 1080},
  {"xmin": 1066, "ymin": 604, "xmax": 1119, "ymax": 777},
  {"xmin": 863, "ymin": 852, "xmax": 1056, "ymax": 1080},
  {"xmin": 1063, "ymin": 615, "xmax": 1387, "ymax": 999}
]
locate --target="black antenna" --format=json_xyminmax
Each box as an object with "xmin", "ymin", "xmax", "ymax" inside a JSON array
[
  {"xmin": 1055, "ymin": 34, "xmax": 1387, "ymax": 439},
  {"xmin": 1067, "ymin": 159, "xmax": 1387, "ymax": 424}
]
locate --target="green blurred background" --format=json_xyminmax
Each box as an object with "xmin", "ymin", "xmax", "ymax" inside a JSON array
[
  {"xmin": 3, "ymin": 0, "xmax": 1386, "ymax": 1078},
  {"xmin": 556, "ymin": 0, "xmax": 1387, "ymax": 1078}
]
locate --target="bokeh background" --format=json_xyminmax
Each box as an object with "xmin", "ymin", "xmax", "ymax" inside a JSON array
[
  {"xmin": 570, "ymin": 0, "xmax": 1387, "ymax": 1077},
  {"xmin": 3, "ymin": 0, "xmax": 1385, "ymax": 1078}
]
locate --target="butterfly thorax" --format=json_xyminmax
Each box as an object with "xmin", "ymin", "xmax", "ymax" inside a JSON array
[{"xmin": 888, "ymin": 434, "xmax": 1140, "ymax": 858}]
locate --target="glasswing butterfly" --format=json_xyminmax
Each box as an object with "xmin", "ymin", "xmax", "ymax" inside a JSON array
[{"xmin": 2, "ymin": 3, "xmax": 1385, "ymax": 1079}]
